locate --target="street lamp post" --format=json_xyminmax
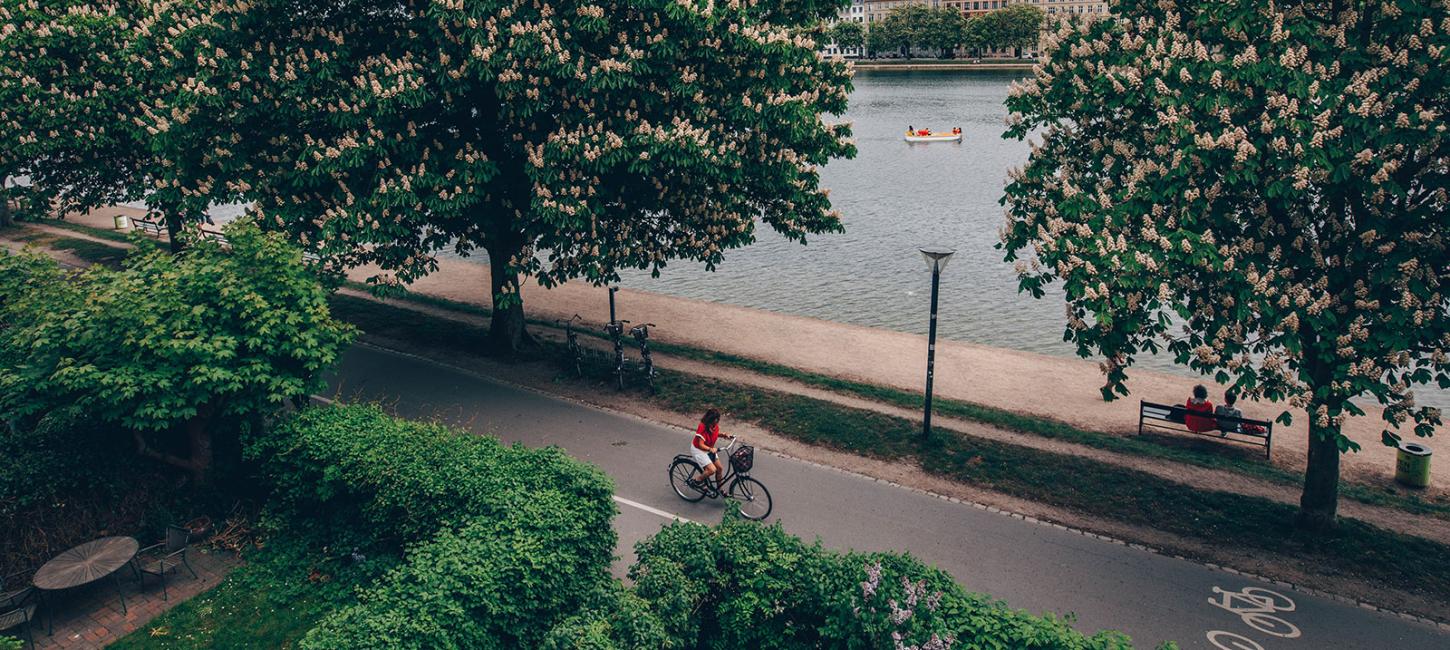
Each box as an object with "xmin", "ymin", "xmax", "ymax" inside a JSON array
[{"xmin": 919, "ymin": 247, "xmax": 955, "ymax": 439}]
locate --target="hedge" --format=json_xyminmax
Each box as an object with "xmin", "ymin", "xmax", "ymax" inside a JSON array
[
  {"xmin": 301, "ymin": 493, "xmax": 613, "ymax": 649},
  {"xmin": 246, "ymin": 405, "xmax": 618, "ymax": 647},
  {"xmin": 245, "ymin": 404, "xmax": 616, "ymax": 554},
  {"xmin": 629, "ymin": 515, "xmax": 1136, "ymax": 650}
]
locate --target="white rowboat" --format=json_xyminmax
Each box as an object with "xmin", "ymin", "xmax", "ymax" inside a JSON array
[{"xmin": 904, "ymin": 133, "xmax": 962, "ymax": 143}]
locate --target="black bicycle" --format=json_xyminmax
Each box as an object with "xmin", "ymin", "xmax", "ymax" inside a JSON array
[
  {"xmin": 630, "ymin": 322, "xmax": 657, "ymax": 393},
  {"xmin": 556, "ymin": 314, "xmax": 585, "ymax": 377},
  {"xmin": 605, "ymin": 318, "xmax": 629, "ymax": 390},
  {"xmin": 668, "ymin": 437, "xmax": 773, "ymax": 520}
]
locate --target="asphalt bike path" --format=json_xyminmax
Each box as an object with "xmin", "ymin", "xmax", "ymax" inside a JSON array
[{"xmin": 326, "ymin": 344, "xmax": 1447, "ymax": 649}]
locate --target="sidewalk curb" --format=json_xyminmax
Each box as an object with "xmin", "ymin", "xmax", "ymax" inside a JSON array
[{"xmin": 345, "ymin": 340, "xmax": 1450, "ymax": 632}]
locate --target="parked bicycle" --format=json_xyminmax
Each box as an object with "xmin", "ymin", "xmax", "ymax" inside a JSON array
[
  {"xmin": 556, "ymin": 314, "xmax": 585, "ymax": 378},
  {"xmin": 668, "ymin": 437, "xmax": 773, "ymax": 520},
  {"xmin": 605, "ymin": 318, "xmax": 629, "ymax": 390},
  {"xmin": 630, "ymin": 323, "xmax": 657, "ymax": 393}
]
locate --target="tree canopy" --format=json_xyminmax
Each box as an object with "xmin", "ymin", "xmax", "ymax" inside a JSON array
[
  {"xmin": 974, "ymin": 3, "xmax": 1045, "ymax": 55},
  {"xmin": 829, "ymin": 20, "xmax": 866, "ymax": 52},
  {"xmin": 0, "ymin": 0, "xmax": 151, "ymax": 219},
  {"xmin": 135, "ymin": 0, "xmax": 856, "ymax": 350},
  {"xmin": 0, "ymin": 224, "xmax": 355, "ymax": 481},
  {"xmin": 1002, "ymin": 0, "xmax": 1448, "ymax": 529}
]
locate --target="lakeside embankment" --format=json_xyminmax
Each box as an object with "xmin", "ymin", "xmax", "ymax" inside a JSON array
[
  {"xmin": 53, "ymin": 205, "xmax": 1450, "ymax": 494},
  {"xmin": 849, "ymin": 60, "xmax": 1034, "ymax": 71}
]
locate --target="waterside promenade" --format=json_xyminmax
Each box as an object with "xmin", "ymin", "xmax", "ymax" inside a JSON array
[{"xmin": 59, "ymin": 205, "xmax": 1449, "ymax": 494}]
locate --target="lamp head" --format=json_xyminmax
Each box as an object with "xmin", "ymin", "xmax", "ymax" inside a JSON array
[{"xmin": 918, "ymin": 247, "xmax": 956, "ymax": 273}]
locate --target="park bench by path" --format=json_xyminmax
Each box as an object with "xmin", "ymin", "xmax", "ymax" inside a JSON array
[
  {"xmin": 129, "ymin": 215, "xmax": 166, "ymax": 238},
  {"xmin": 1138, "ymin": 400, "xmax": 1273, "ymax": 459}
]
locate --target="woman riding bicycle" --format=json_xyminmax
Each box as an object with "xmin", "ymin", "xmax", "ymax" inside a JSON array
[{"xmin": 689, "ymin": 408, "xmax": 733, "ymax": 490}]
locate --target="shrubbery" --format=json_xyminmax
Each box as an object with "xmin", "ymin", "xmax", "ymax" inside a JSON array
[
  {"xmin": 0, "ymin": 223, "xmax": 353, "ymax": 483},
  {"xmin": 246, "ymin": 405, "xmax": 618, "ymax": 648},
  {"xmin": 247, "ymin": 405, "xmax": 615, "ymax": 555},
  {"xmin": 0, "ymin": 408, "xmax": 206, "ymax": 578},
  {"xmin": 625, "ymin": 514, "xmax": 1133, "ymax": 650}
]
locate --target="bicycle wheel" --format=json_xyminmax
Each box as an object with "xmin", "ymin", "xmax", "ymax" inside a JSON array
[
  {"xmin": 669, "ymin": 458, "xmax": 707, "ymax": 502},
  {"xmin": 728, "ymin": 476, "xmax": 773, "ymax": 520}
]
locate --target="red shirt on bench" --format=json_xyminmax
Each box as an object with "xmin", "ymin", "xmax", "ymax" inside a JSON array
[{"xmin": 1184, "ymin": 399, "xmax": 1216, "ymax": 433}]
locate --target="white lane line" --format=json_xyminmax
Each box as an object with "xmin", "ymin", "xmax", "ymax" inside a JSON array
[{"xmin": 613, "ymin": 496, "xmax": 693, "ymax": 523}]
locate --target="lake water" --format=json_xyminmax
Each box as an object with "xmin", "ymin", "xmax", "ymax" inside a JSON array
[{"xmin": 620, "ymin": 70, "xmax": 1083, "ymax": 363}]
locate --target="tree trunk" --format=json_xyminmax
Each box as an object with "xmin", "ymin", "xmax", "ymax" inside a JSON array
[
  {"xmin": 0, "ymin": 176, "xmax": 11, "ymax": 228},
  {"xmin": 165, "ymin": 213, "xmax": 185, "ymax": 253},
  {"xmin": 184, "ymin": 413, "xmax": 214, "ymax": 484},
  {"xmin": 485, "ymin": 235, "xmax": 528, "ymax": 354},
  {"xmin": 1297, "ymin": 412, "xmax": 1341, "ymax": 532},
  {"xmin": 131, "ymin": 406, "xmax": 216, "ymax": 484}
]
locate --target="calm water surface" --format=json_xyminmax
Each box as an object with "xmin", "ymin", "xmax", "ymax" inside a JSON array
[{"xmin": 621, "ymin": 71, "xmax": 1081, "ymax": 362}]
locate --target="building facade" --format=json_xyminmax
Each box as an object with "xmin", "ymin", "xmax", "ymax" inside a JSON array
[
  {"xmin": 822, "ymin": 0, "xmax": 867, "ymax": 58},
  {"xmin": 832, "ymin": 0, "xmax": 1109, "ymax": 58}
]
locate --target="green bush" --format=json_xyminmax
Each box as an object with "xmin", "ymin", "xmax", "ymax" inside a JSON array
[
  {"xmin": 301, "ymin": 493, "xmax": 613, "ymax": 649},
  {"xmin": 0, "ymin": 223, "xmax": 354, "ymax": 483},
  {"xmin": 248, "ymin": 404, "xmax": 618, "ymax": 648},
  {"xmin": 632, "ymin": 516, "xmax": 1134, "ymax": 650},
  {"xmin": 0, "ymin": 408, "xmax": 133, "ymax": 517},
  {"xmin": 541, "ymin": 583, "xmax": 671, "ymax": 650},
  {"xmin": 247, "ymin": 405, "xmax": 616, "ymax": 555}
]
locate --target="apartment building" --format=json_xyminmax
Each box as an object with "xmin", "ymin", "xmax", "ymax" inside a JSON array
[{"xmin": 822, "ymin": 0, "xmax": 867, "ymax": 57}]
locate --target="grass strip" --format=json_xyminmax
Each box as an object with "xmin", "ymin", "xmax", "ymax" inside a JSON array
[
  {"xmin": 42, "ymin": 218, "xmax": 166, "ymax": 249},
  {"xmin": 48, "ymin": 237, "xmax": 131, "ymax": 265},
  {"xmin": 328, "ymin": 293, "xmax": 1450, "ymax": 605},
  {"xmin": 110, "ymin": 541, "xmax": 397, "ymax": 650}
]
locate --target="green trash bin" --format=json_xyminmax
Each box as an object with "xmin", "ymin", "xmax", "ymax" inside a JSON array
[{"xmin": 1395, "ymin": 441, "xmax": 1432, "ymax": 488}]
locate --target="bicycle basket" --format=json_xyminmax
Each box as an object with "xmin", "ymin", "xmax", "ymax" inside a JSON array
[{"xmin": 730, "ymin": 445, "xmax": 755, "ymax": 473}]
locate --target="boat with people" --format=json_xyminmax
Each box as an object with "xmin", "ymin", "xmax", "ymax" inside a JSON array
[{"xmin": 904, "ymin": 126, "xmax": 963, "ymax": 143}]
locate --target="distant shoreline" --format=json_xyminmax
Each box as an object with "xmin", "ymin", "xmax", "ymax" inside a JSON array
[{"xmin": 850, "ymin": 61, "xmax": 1034, "ymax": 71}]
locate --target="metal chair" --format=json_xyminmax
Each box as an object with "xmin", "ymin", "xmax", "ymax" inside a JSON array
[
  {"xmin": 131, "ymin": 526, "xmax": 198, "ymax": 601},
  {"xmin": 0, "ymin": 588, "xmax": 38, "ymax": 650},
  {"xmin": 0, "ymin": 570, "xmax": 31, "ymax": 609}
]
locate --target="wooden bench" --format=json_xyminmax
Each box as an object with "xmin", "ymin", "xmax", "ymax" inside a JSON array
[
  {"xmin": 1138, "ymin": 400, "xmax": 1273, "ymax": 459},
  {"xmin": 130, "ymin": 215, "xmax": 166, "ymax": 238}
]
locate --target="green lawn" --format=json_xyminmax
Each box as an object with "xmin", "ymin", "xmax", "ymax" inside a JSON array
[{"xmin": 111, "ymin": 543, "xmax": 395, "ymax": 650}]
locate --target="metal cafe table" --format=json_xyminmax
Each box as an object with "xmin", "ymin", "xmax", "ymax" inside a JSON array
[{"xmin": 32, "ymin": 536, "xmax": 140, "ymax": 634}]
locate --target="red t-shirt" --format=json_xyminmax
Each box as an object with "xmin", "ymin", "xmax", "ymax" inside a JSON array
[
  {"xmin": 695, "ymin": 422, "xmax": 720, "ymax": 450},
  {"xmin": 1185, "ymin": 400, "xmax": 1216, "ymax": 433}
]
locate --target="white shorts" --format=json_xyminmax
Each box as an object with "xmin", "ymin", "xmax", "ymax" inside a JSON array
[{"xmin": 690, "ymin": 446, "xmax": 716, "ymax": 468}]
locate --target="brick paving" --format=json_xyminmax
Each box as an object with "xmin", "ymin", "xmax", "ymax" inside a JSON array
[{"xmin": 8, "ymin": 547, "xmax": 239, "ymax": 649}]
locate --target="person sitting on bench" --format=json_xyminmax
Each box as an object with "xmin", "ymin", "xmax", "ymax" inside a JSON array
[
  {"xmin": 1185, "ymin": 384, "xmax": 1216, "ymax": 433},
  {"xmin": 1215, "ymin": 390, "xmax": 1243, "ymax": 436}
]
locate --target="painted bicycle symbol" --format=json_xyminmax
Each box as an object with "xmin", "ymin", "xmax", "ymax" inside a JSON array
[{"xmin": 1207, "ymin": 586, "xmax": 1301, "ymax": 639}]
